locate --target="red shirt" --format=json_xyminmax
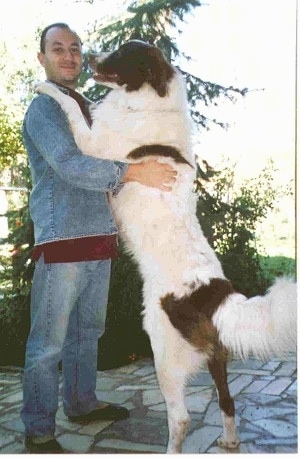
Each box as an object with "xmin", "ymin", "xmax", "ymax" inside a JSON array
[
  {"xmin": 31, "ymin": 83, "xmax": 118, "ymax": 263},
  {"xmin": 32, "ymin": 235, "xmax": 118, "ymax": 263}
]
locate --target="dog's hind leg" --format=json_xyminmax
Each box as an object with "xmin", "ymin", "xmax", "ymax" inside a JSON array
[
  {"xmin": 155, "ymin": 362, "xmax": 190, "ymax": 454},
  {"xmin": 207, "ymin": 354, "xmax": 240, "ymax": 449}
]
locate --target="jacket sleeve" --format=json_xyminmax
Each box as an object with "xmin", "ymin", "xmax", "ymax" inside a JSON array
[{"xmin": 23, "ymin": 94, "xmax": 128, "ymax": 192}]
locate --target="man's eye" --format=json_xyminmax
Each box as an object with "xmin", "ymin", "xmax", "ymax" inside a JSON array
[
  {"xmin": 53, "ymin": 48, "xmax": 63, "ymax": 53},
  {"xmin": 71, "ymin": 48, "xmax": 80, "ymax": 54}
]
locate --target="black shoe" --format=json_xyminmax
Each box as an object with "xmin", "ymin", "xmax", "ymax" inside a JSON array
[
  {"xmin": 68, "ymin": 403, "xmax": 130, "ymax": 424},
  {"xmin": 25, "ymin": 436, "xmax": 64, "ymax": 454}
]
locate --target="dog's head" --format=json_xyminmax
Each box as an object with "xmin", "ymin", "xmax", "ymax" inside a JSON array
[{"xmin": 88, "ymin": 40, "xmax": 175, "ymax": 97}]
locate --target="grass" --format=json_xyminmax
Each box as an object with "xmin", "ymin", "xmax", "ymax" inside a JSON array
[{"xmin": 259, "ymin": 255, "xmax": 296, "ymax": 283}]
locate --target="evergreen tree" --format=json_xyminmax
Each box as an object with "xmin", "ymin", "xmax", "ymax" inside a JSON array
[
  {"xmin": 0, "ymin": 104, "xmax": 33, "ymax": 365},
  {"xmin": 82, "ymin": 0, "xmax": 248, "ymax": 130}
]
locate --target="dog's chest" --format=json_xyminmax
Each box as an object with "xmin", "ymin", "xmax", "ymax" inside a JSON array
[{"xmin": 91, "ymin": 90, "xmax": 188, "ymax": 157}]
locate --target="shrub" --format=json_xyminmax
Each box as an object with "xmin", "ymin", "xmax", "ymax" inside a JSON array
[{"xmin": 196, "ymin": 160, "xmax": 285, "ymax": 296}]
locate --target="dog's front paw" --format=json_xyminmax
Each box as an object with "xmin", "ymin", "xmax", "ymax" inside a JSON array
[
  {"xmin": 33, "ymin": 81, "xmax": 48, "ymax": 93},
  {"xmin": 217, "ymin": 435, "xmax": 240, "ymax": 449},
  {"xmin": 33, "ymin": 81, "xmax": 59, "ymax": 97}
]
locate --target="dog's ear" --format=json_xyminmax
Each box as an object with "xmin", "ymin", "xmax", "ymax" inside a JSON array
[{"xmin": 146, "ymin": 47, "xmax": 174, "ymax": 97}]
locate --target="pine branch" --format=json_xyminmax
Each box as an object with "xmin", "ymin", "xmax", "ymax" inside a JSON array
[{"xmin": 84, "ymin": 0, "xmax": 249, "ymax": 130}]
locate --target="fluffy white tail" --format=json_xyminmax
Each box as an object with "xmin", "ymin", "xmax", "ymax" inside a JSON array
[{"xmin": 212, "ymin": 277, "xmax": 297, "ymax": 360}]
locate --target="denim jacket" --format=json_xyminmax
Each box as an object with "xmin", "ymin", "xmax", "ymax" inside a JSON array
[{"xmin": 23, "ymin": 85, "xmax": 128, "ymax": 245}]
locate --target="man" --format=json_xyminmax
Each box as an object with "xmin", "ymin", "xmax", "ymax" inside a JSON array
[{"xmin": 21, "ymin": 22, "xmax": 177, "ymax": 453}]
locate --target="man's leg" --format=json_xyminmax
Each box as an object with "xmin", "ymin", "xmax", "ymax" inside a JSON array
[
  {"xmin": 21, "ymin": 257, "xmax": 83, "ymax": 438},
  {"xmin": 62, "ymin": 259, "xmax": 111, "ymax": 416}
]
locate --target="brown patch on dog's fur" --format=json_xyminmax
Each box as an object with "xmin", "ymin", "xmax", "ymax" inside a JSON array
[
  {"xmin": 127, "ymin": 144, "xmax": 193, "ymax": 167},
  {"xmin": 160, "ymin": 278, "xmax": 235, "ymax": 353},
  {"xmin": 208, "ymin": 355, "xmax": 235, "ymax": 417}
]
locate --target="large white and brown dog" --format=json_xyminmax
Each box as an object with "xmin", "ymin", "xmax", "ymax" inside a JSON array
[{"xmin": 35, "ymin": 40, "xmax": 297, "ymax": 454}]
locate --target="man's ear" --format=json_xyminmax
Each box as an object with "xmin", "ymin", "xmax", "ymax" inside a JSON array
[{"xmin": 37, "ymin": 52, "xmax": 45, "ymax": 68}]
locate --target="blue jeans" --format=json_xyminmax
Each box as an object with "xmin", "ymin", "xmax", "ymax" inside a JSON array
[{"xmin": 21, "ymin": 256, "xmax": 111, "ymax": 437}]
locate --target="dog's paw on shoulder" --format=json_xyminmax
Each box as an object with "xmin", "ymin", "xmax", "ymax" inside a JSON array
[{"xmin": 33, "ymin": 81, "xmax": 58, "ymax": 96}]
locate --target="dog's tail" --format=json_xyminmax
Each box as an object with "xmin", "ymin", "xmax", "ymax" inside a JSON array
[{"xmin": 212, "ymin": 277, "xmax": 297, "ymax": 360}]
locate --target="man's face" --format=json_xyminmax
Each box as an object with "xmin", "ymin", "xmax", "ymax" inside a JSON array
[{"xmin": 38, "ymin": 27, "xmax": 83, "ymax": 89}]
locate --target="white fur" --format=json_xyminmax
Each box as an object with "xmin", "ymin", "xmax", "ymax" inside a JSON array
[
  {"xmin": 213, "ymin": 277, "xmax": 297, "ymax": 360},
  {"xmin": 35, "ymin": 63, "xmax": 297, "ymax": 453},
  {"xmin": 218, "ymin": 413, "xmax": 240, "ymax": 448}
]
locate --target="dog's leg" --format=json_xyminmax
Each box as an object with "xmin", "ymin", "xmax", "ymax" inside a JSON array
[
  {"xmin": 155, "ymin": 364, "xmax": 190, "ymax": 454},
  {"xmin": 207, "ymin": 355, "xmax": 240, "ymax": 449},
  {"xmin": 35, "ymin": 82, "xmax": 109, "ymax": 158}
]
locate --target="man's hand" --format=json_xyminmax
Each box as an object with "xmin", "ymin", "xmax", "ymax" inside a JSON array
[{"xmin": 123, "ymin": 160, "xmax": 177, "ymax": 191}]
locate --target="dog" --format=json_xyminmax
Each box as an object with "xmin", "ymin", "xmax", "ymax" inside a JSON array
[{"xmin": 35, "ymin": 40, "xmax": 297, "ymax": 454}]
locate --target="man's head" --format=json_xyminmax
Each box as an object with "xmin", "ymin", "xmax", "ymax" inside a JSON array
[{"xmin": 38, "ymin": 23, "xmax": 83, "ymax": 90}]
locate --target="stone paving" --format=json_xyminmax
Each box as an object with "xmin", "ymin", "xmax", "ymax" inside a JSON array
[{"xmin": 0, "ymin": 355, "xmax": 297, "ymax": 454}]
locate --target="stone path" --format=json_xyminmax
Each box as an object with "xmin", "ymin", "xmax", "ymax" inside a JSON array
[{"xmin": 0, "ymin": 355, "xmax": 297, "ymax": 454}]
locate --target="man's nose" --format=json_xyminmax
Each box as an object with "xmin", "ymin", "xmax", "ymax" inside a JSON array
[{"xmin": 64, "ymin": 49, "xmax": 75, "ymax": 59}]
